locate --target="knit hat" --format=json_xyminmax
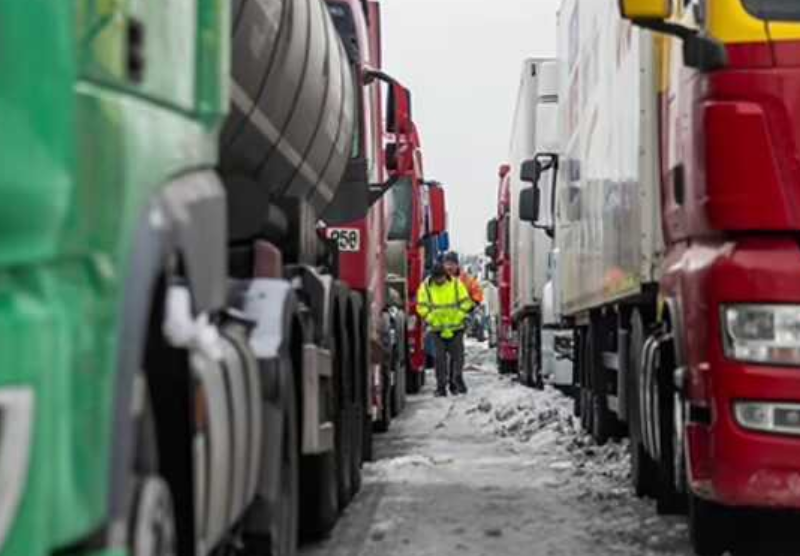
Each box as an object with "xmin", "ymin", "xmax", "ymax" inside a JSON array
[{"xmin": 443, "ymin": 251, "xmax": 460, "ymax": 265}]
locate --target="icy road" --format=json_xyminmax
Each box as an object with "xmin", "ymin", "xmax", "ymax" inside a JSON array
[{"xmin": 301, "ymin": 342, "xmax": 800, "ymax": 556}]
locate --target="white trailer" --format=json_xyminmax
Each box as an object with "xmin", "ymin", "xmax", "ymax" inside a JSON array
[
  {"xmin": 548, "ymin": 0, "xmax": 663, "ymax": 443},
  {"xmin": 508, "ymin": 58, "xmax": 564, "ymax": 388}
]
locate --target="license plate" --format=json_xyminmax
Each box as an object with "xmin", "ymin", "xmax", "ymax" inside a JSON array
[{"xmin": 327, "ymin": 228, "xmax": 361, "ymax": 252}]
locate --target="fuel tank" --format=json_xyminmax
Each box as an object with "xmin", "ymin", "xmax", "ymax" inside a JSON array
[{"xmin": 220, "ymin": 0, "xmax": 356, "ymax": 228}]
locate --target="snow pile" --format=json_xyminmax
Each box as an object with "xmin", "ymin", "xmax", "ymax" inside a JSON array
[
  {"xmin": 461, "ymin": 350, "xmax": 633, "ymax": 496},
  {"xmin": 566, "ymin": 434, "xmax": 632, "ymax": 488},
  {"xmin": 470, "ymin": 388, "xmax": 576, "ymax": 444},
  {"xmin": 463, "ymin": 338, "xmax": 496, "ymax": 371}
]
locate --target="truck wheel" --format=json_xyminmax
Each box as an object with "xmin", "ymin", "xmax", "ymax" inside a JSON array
[
  {"xmin": 299, "ymin": 451, "xmax": 338, "ymax": 540},
  {"xmin": 518, "ymin": 320, "xmax": 531, "ymax": 386},
  {"xmin": 392, "ymin": 330, "xmax": 408, "ymax": 416},
  {"xmin": 129, "ymin": 381, "xmax": 178, "ymax": 556},
  {"xmin": 350, "ymin": 394, "xmax": 364, "ymax": 497},
  {"xmin": 362, "ymin": 410, "xmax": 374, "ymax": 462},
  {"xmin": 499, "ymin": 359, "xmax": 517, "ymax": 375},
  {"xmin": 349, "ymin": 306, "xmax": 364, "ymax": 497},
  {"xmin": 245, "ymin": 372, "xmax": 300, "ymax": 556},
  {"xmin": 532, "ymin": 316, "xmax": 544, "ymax": 390},
  {"xmin": 335, "ymin": 338, "xmax": 354, "ymax": 510},
  {"xmin": 655, "ymin": 340, "xmax": 685, "ymax": 515},
  {"xmin": 407, "ymin": 370, "xmax": 423, "ymax": 394},
  {"xmin": 588, "ymin": 320, "xmax": 613, "ymax": 445},
  {"xmin": 573, "ymin": 330, "xmax": 584, "ymax": 419},
  {"xmin": 300, "ymin": 333, "xmax": 339, "ymax": 539},
  {"xmin": 374, "ymin": 364, "xmax": 392, "ymax": 433},
  {"xmin": 130, "ymin": 477, "xmax": 178, "ymax": 556},
  {"xmin": 628, "ymin": 311, "xmax": 657, "ymax": 498},
  {"xmin": 689, "ymin": 492, "xmax": 732, "ymax": 556}
]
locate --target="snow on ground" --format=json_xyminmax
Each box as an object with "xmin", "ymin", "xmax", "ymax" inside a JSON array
[{"xmin": 301, "ymin": 340, "xmax": 692, "ymax": 556}]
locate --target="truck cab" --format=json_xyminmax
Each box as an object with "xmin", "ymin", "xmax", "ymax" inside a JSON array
[
  {"xmin": 322, "ymin": 0, "xmax": 418, "ymax": 432},
  {"xmin": 620, "ymin": 0, "xmax": 800, "ymax": 552},
  {"xmin": 517, "ymin": 59, "xmax": 573, "ymax": 390},
  {"xmin": 488, "ymin": 164, "xmax": 519, "ymax": 374}
]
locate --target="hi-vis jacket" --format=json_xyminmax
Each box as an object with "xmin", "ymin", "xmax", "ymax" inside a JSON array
[
  {"xmin": 460, "ymin": 271, "xmax": 484, "ymax": 304},
  {"xmin": 416, "ymin": 277, "xmax": 474, "ymax": 339}
]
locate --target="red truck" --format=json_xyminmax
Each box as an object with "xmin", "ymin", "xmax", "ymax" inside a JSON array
[
  {"xmin": 387, "ymin": 141, "xmax": 448, "ymax": 397},
  {"xmin": 323, "ymin": 0, "xmax": 421, "ymax": 438},
  {"xmin": 487, "ymin": 164, "xmax": 518, "ymax": 374},
  {"xmin": 540, "ymin": 0, "xmax": 800, "ymax": 553}
]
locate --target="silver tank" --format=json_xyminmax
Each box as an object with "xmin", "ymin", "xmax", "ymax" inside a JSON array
[{"xmin": 220, "ymin": 0, "xmax": 356, "ymax": 221}]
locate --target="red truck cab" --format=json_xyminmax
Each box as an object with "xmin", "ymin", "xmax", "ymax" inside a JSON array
[
  {"xmin": 488, "ymin": 164, "xmax": 518, "ymax": 374},
  {"xmin": 323, "ymin": 0, "xmax": 416, "ymax": 430},
  {"xmin": 622, "ymin": 1, "xmax": 800, "ymax": 552}
]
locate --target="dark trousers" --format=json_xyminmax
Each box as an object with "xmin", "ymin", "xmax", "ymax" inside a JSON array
[{"xmin": 433, "ymin": 330, "xmax": 466, "ymax": 393}]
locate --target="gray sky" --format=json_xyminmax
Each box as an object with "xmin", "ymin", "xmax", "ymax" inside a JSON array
[{"xmin": 382, "ymin": 0, "xmax": 561, "ymax": 255}]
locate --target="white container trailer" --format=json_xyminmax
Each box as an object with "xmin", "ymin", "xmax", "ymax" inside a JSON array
[
  {"xmin": 550, "ymin": 0, "xmax": 662, "ymax": 442},
  {"xmin": 508, "ymin": 58, "xmax": 561, "ymax": 388}
]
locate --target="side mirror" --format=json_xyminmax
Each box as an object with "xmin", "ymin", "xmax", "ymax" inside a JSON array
[
  {"xmin": 521, "ymin": 153, "xmax": 559, "ymax": 237},
  {"xmin": 618, "ymin": 0, "xmax": 672, "ymax": 21},
  {"xmin": 428, "ymin": 183, "xmax": 447, "ymax": 236},
  {"xmin": 486, "ymin": 218, "xmax": 498, "ymax": 243},
  {"xmin": 520, "ymin": 159, "xmax": 538, "ymax": 184},
  {"xmin": 485, "ymin": 244, "xmax": 498, "ymax": 260},
  {"xmin": 385, "ymin": 83, "xmax": 415, "ymax": 175},
  {"xmin": 519, "ymin": 187, "xmax": 539, "ymax": 224},
  {"xmin": 618, "ymin": 0, "xmax": 726, "ymax": 72}
]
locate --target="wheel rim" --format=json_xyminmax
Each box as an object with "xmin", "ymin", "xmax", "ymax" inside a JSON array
[{"xmin": 132, "ymin": 477, "xmax": 177, "ymax": 556}]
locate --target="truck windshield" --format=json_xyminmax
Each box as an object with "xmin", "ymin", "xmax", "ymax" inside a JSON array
[
  {"xmin": 741, "ymin": 0, "xmax": 800, "ymax": 21},
  {"xmin": 389, "ymin": 177, "xmax": 413, "ymax": 241}
]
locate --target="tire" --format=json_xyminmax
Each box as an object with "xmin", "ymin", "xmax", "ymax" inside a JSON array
[
  {"xmin": 628, "ymin": 310, "xmax": 658, "ymax": 498},
  {"xmin": 499, "ymin": 358, "xmax": 517, "ymax": 375},
  {"xmin": 588, "ymin": 319, "xmax": 612, "ymax": 445},
  {"xmin": 349, "ymin": 305, "xmax": 364, "ymax": 497},
  {"xmin": 518, "ymin": 320, "xmax": 531, "ymax": 386},
  {"xmin": 129, "ymin": 384, "xmax": 178, "ymax": 556},
  {"xmin": 573, "ymin": 330, "xmax": 584, "ymax": 419},
  {"xmin": 129, "ymin": 477, "xmax": 179, "ymax": 556},
  {"xmin": 362, "ymin": 409, "xmax": 374, "ymax": 462},
  {"xmin": 391, "ymin": 328, "xmax": 407, "ymax": 417},
  {"xmin": 350, "ymin": 394, "xmax": 364, "ymax": 497},
  {"xmin": 689, "ymin": 492, "xmax": 732, "ymax": 556},
  {"xmin": 407, "ymin": 370, "xmax": 423, "ymax": 394},
  {"xmin": 299, "ymin": 451, "xmax": 338, "ymax": 540},
  {"xmin": 655, "ymin": 335, "xmax": 685, "ymax": 515},
  {"xmin": 532, "ymin": 316, "xmax": 544, "ymax": 390},
  {"xmin": 245, "ymin": 374, "xmax": 300, "ymax": 556},
  {"xmin": 373, "ymin": 364, "xmax": 392, "ymax": 433},
  {"xmin": 300, "ymin": 328, "xmax": 339, "ymax": 539},
  {"xmin": 579, "ymin": 329, "xmax": 592, "ymax": 433},
  {"xmin": 334, "ymin": 325, "xmax": 354, "ymax": 510}
]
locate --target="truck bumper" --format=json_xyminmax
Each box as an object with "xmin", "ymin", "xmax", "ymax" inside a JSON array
[
  {"xmin": 676, "ymin": 239, "xmax": 800, "ymax": 508},
  {"xmin": 688, "ymin": 362, "xmax": 800, "ymax": 508}
]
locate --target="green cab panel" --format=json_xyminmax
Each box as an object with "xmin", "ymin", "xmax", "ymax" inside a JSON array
[{"xmin": 0, "ymin": 0, "xmax": 228, "ymax": 554}]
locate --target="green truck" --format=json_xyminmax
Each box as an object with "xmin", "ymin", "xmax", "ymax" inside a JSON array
[{"xmin": 0, "ymin": 1, "xmax": 414, "ymax": 554}]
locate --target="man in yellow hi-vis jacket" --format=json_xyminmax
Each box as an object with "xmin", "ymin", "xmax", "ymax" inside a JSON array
[{"xmin": 417, "ymin": 263, "xmax": 475, "ymax": 396}]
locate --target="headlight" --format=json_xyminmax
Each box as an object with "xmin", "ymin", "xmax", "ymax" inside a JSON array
[
  {"xmin": 723, "ymin": 305, "xmax": 800, "ymax": 365},
  {"xmin": 735, "ymin": 401, "xmax": 800, "ymax": 436},
  {"xmin": 0, "ymin": 388, "xmax": 35, "ymax": 550}
]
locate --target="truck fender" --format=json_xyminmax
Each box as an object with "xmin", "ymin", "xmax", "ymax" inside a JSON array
[{"xmin": 106, "ymin": 172, "xmax": 227, "ymax": 545}]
